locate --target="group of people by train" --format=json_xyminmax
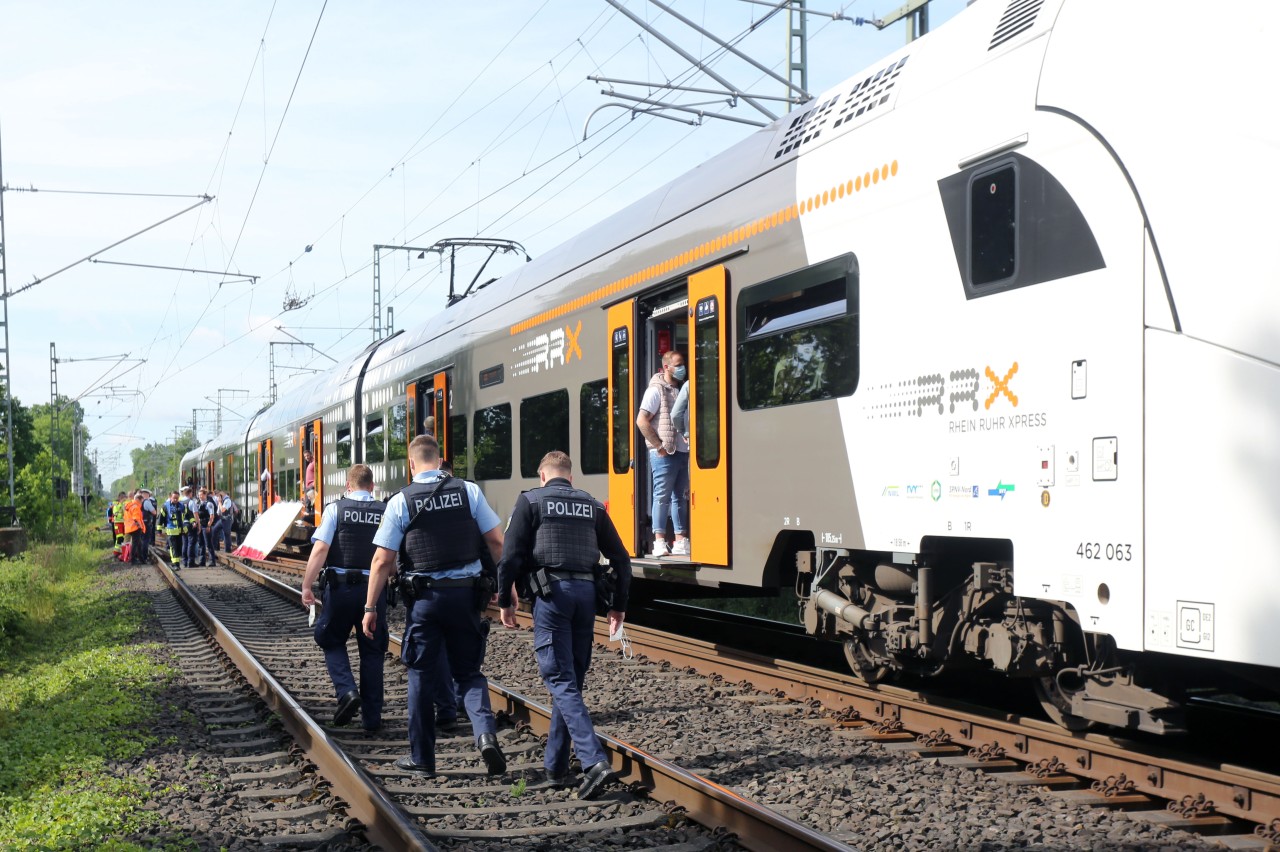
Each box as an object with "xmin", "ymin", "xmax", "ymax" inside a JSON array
[
  {"xmin": 110, "ymin": 486, "xmax": 238, "ymax": 567},
  {"xmin": 299, "ymin": 435, "xmax": 632, "ymax": 801}
]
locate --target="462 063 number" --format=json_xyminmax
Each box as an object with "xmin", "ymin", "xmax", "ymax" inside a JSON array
[{"xmin": 1077, "ymin": 542, "xmax": 1132, "ymax": 561}]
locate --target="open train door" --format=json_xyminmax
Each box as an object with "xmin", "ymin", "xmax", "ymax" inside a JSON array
[
  {"xmin": 688, "ymin": 265, "xmax": 730, "ymax": 566},
  {"xmin": 606, "ymin": 300, "xmax": 637, "ymax": 555},
  {"xmin": 257, "ymin": 439, "xmax": 275, "ymax": 512},
  {"xmin": 409, "ymin": 372, "xmax": 451, "ymax": 484}
]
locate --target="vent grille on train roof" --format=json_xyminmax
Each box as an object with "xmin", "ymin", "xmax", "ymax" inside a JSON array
[
  {"xmin": 989, "ymin": 0, "xmax": 1044, "ymax": 50},
  {"xmin": 772, "ymin": 55, "xmax": 909, "ymax": 160}
]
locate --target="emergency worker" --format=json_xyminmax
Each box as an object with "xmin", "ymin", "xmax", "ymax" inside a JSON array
[
  {"xmin": 111, "ymin": 491, "xmax": 128, "ymax": 557},
  {"xmin": 124, "ymin": 491, "xmax": 147, "ymax": 564},
  {"xmin": 302, "ymin": 465, "xmax": 387, "ymax": 729},
  {"xmin": 362, "ymin": 434, "xmax": 506, "ymax": 778},
  {"xmin": 498, "ymin": 450, "xmax": 632, "ymax": 800},
  {"xmin": 158, "ymin": 491, "xmax": 187, "ymax": 569}
]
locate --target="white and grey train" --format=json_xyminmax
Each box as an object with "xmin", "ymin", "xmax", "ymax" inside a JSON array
[{"xmin": 183, "ymin": 0, "xmax": 1280, "ymax": 734}]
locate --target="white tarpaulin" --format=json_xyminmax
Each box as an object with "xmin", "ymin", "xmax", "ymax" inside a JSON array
[{"xmin": 233, "ymin": 501, "xmax": 306, "ymax": 561}]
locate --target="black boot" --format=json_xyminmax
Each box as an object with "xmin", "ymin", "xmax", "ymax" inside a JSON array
[{"xmin": 478, "ymin": 732, "xmax": 506, "ymax": 775}]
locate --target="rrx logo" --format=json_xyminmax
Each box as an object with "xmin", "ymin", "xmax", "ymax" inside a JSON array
[{"xmin": 914, "ymin": 362, "xmax": 1018, "ymax": 416}]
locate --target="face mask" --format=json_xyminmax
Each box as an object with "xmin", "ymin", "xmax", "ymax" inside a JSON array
[{"xmin": 672, "ymin": 365, "xmax": 687, "ymax": 381}]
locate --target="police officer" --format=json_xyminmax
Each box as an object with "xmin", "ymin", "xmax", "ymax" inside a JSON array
[
  {"xmin": 302, "ymin": 464, "xmax": 387, "ymax": 730},
  {"xmin": 158, "ymin": 491, "xmax": 188, "ymax": 570},
  {"xmin": 363, "ymin": 434, "xmax": 507, "ymax": 778},
  {"xmin": 497, "ymin": 450, "xmax": 632, "ymax": 800},
  {"xmin": 140, "ymin": 488, "xmax": 157, "ymax": 552}
]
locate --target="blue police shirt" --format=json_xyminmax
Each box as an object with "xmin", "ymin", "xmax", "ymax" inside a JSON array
[{"xmin": 373, "ymin": 470, "xmax": 500, "ymax": 579}]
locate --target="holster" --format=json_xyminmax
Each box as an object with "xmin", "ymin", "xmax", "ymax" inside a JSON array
[
  {"xmin": 388, "ymin": 577, "xmax": 400, "ymax": 608},
  {"xmin": 595, "ymin": 566, "xmax": 617, "ymax": 614},
  {"xmin": 474, "ymin": 572, "xmax": 496, "ymax": 612},
  {"xmin": 527, "ymin": 567, "xmax": 553, "ymax": 600}
]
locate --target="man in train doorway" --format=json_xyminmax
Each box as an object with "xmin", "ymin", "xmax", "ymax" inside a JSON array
[
  {"xmin": 498, "ymin": 450, "xmax": 632, "ymax": 800},
  {"xmin": 362, "ymin": 434, "xmax": 507, "ymax": 778},
  {"xmin": 302, "ymin": 464, "xmax": 388, "ymax": 730},
  {"xmin": 635, "ymin": 349, "xmax": 690, "ymax": 557}
]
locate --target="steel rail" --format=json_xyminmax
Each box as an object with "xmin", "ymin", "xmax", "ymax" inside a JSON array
[
  {"xmin": 220, "ymin": 553, "xmax": 852, "ymax": 851},
  {"xmin": 149, "ymin": 551, "xmax": 438, "ymax": 852},
  {"xmin": 547, "ymin": 612, "xmax": 1280, "ymax": 833},
  {"xmin": 227, "ymin": 548, "xmax": 1280, "ymax": 835}
]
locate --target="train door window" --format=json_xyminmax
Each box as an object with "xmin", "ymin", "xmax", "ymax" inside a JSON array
[
  {"xmin": 692, "ymin": 298, "xmax": 721, "ymax": 468},
  {"xmin": 610, "ymin": 327, "xmax": 630, "ymax": 475},
  {"xmin": 519, "ymin": 389, "xmax": 569, "ymax": 478},
  {"xmin": 366, "ymin": 415, "xmax": 385, "ymax": 463},
  {"xmin": 970, "ymin": 163, "xmax": 1017, "ymax": 287},
  {"xmin": 449, "ymin": 413, "xmax": 469, "ymax": 479},
  {"xmin": 336, "ymin": 424, "xmax": 352, "ymax": 467},
  {"xmin": 580, "ymin": 379, "xmax": 608, "ymax": 475},
  {"xmin": 473, "ymin": 403, "xmax": 511, "ymax": 480},
  {"xmin": 737, "ymin": 253, "xmax": 859, "ymax": 410},
  {"xmin": 389, "ymin": 402, "xmax": 408, "ymax": 461}
]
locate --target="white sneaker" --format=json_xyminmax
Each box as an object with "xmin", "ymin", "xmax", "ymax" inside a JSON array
[
  {"xmin": 670, "ymin": 539, "xmax": 690, "ymax": 556},
  {"xmin": 647, "ymin": 541, "xmax": 670, "ymax": 558}
]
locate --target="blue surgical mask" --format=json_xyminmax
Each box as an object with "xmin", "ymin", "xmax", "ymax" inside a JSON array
[{"xmin": 672, "ymin": 365, "xmax": 687, "ymax": 381}]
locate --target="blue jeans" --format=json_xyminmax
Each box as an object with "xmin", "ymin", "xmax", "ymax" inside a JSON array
[
  {"xmin": 649, "ymin": 449, "xmax": 689, "ymax": 537},
  {"xmin": 402, "ymin": 586, "xmax": 496, "ymax": 771},
  {"xmin": 534, "ymin": 579, "xmax": 607, "ymax": 774}
]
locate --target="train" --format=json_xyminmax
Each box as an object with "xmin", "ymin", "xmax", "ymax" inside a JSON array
[{"xmin": 182, "ymin": 0, "xmax": 1280, "ymax": 734}]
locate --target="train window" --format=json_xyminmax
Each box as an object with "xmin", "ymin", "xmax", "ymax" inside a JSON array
[
  {"xmin": 579, "ymin": 380, "xmax": 608, "ymax": 475},
  {"xmin": 336, "ymin": 424, "xmax": 352, "ymax": 468},
  {"xmin": 366, "ymin": 415, "xmax": 385, "ymax": 463},
  {"xmin": 449, "ymin": 414, "xmax": 468, "ymax": 479},
  {"xmin": 519, "ymin": 389, "xmax": 569, "ymax": 478},
  {"xmin": 389, "ymin": 403, "xmax": 407, "ymax": 461},
  {"xmin": 737, "ymin": 253, "xmax": 858, "ymax": 410},
  {"xmin": 473, "ymin": 403, "xmax": 512, "ymax": 480},
  {"xmin": 610, "ymin": 326, "xmax": 630, "ymax": 475},
  {"xmin": 693, "ymin": 297, "xmax": 721, "ymax": 468},
  {"xmin": 970, "ymin": 163, "xmax": 1017, "ymax": 287}
]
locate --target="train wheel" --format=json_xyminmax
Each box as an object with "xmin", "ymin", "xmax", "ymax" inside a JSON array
[
  {"xmin": 843, "ymin": 639, "xmax": 890, "ymax": 684},
  {"xmin": 1033, "ymin": 675, "xmax": 1095, "ymax": 732}
]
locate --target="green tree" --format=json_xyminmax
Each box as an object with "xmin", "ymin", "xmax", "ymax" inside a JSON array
[{"xmin": 15, "ymin": 448, "xmax": 72, "ymax": 541}]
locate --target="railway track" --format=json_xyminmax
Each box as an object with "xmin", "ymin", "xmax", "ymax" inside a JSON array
[
  {"xmin": 513, "ymin": 611, "xmax": 1280, "ymax": 850},
  {"xmin": 223, "ymin": 548, "xmax": 1280, "ymax": 848},
  {"xmin": 157, "ymin": 545, "xmax": 843, "ymax": 850}
]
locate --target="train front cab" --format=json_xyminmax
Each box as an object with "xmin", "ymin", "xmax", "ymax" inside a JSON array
[{"xmin": 605, "ymin": 265, "xmax": 731, "ymax": 571}]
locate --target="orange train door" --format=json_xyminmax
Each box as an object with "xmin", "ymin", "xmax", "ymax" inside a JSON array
[
  {"xmin": 312, "ymin": 420, "xmax": 323, "ymax": 514},
  {"xmin": 606, "ymin": 300, "xmax": 637, "ymax": 555},
  {"xmin": 432, "ymin": 372, "xmax": 449, "ymax": 461},
  {"xmin": 688, "ymin": 265, "xmax": 730, "ymax": 566},
  {"xmin": 205, "ymin": 461, "xmax": 216, "ymax": 492}
]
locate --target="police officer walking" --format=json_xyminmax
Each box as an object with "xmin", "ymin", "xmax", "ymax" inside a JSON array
[
  {"xmin": 302, "ymin": 464, "xmax": 387, "ymax": 730},
  {"xmin": 498, "ymin": 450, "xmax": 632, "ymax": 800},
  {"xmin": 363, "ymin": 434, "xmax": 507, "ymax": 778}
]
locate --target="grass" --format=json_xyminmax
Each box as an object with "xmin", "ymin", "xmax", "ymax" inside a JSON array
[{"xmin": 0, "ymin": 541, "xmax": 181, "ymax": 850}]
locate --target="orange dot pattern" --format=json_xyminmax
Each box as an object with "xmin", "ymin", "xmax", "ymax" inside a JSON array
[{"xmin": 510, "ymin": 159, "xmax": 900, "ymax": 336}]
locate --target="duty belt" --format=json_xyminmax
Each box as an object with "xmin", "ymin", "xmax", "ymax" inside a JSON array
[
  {"xmin": 324, "ymin": 567, "xmax": 371, "ymax": 586},
  {"xmin": 547, "ymin": 571, "xmax": 594, "ymax": 582},
  {"xmin": 402, "ymin": 573, "xmax": 478, "ymax": 593}
]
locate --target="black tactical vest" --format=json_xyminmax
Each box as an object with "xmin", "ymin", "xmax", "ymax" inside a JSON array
[
  {"xmin": 400, "ymin": 476, "xmax": 481, "ymax": 573},
  {"xmin": 529, "ymin": 482, "xmax": 600, "ymax": 573},
  {"xmin": 325, "ymin": 497, "xmax": 386, "ymax": 570}
]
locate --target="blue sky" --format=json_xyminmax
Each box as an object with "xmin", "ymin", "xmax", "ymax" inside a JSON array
[{"xmin": 0, "ymin": 0, "xmax": 966, "ymax": 483}]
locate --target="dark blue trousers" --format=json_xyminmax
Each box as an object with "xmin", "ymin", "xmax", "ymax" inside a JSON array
[
  {"xmin": 534, "ymin": 579, "xmax": 607, "ymax": 774},
  {"xmin": 402, "ymin": 586, "xmax": 495, "ymax": 771},
  {"xmin": 314, "ymin": 581, "xmax": 388, "ymax": 729}
]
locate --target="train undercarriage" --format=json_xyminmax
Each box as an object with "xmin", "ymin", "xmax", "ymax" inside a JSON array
[{"xmin": 797, "ymin": 543, "xmax": 1184, "ymax": 735}]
